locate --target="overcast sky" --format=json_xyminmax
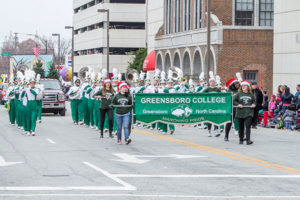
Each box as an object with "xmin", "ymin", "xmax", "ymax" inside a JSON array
[{"xmin": 0, "ymin": 0, "xmax": 73, "ymax": 44}]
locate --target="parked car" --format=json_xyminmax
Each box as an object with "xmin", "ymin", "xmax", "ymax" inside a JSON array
[
  {"xmin": 40, "ymin": 79, "xmax": 66, "ymax": 116},
  {"xmin": 0, "ymin": 83, "xmax": 8, "ymax": 105}
]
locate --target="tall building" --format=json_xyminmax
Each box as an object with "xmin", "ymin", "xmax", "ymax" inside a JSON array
[
  {"xmin": 73, "ymin": 0, "xmax": 146, "ymax": 74},
  {"xmin": 146, "ymin": 0, "xmax": 164, "ymax": 53},
  {"xmin": 153, "ymin": 0, "xmax": 274, "ymax": 90},
  {"xmin": 273, "ymin": 0, "xmax": 300, "ymax": 93}
]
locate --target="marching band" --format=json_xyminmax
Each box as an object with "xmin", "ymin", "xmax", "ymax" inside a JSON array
[
  {"xmin": 4, "ymin": 67, "xmax": 255, "ymax": 145},
  {"xmin": 4, "ymin": 69, "xmax": 43, "ymax": 136}
]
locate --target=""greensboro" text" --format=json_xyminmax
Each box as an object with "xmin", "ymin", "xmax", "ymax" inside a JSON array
[{"xmin": 140, "ymin": 97, "xmax": 226, "ymax": 104}]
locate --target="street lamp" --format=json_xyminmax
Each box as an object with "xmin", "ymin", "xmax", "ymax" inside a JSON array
[
  {"xmin": 98, "ymin": 9, "xmax": 110, "ymax": 77},
  {"xmin": 65, "ymin": 26, "xmax": 74, "ymax": 82},
  {"xmin": 52, "ymin": 33, "xmax": 61, "ymax": 65}
]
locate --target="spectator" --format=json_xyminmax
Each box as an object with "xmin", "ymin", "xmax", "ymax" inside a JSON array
[
  {"xmin": 262, "ymin": 90, "xmax": 269, "ymax": 127},
  {"xmin": 281, "ymin": 87, "xmax": 294, "ymax": 114},
  {"xmin": 281, "ymin": 104, "xmax": 296, "ymax": 131},
  {"xmin": 251, "ymin": 82, "xmax": 263, "ymax": 129},
  {"xmin": 295, "ymin": 84, "xmax": 300, "ymax": 109},
  {"xmin": 269, "ymin": 94, "xmax": 276, "ymax": 119}
]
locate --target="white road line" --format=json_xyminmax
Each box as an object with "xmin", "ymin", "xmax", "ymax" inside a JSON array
[
  {"xmin": 0, "ymin": 186, "xmax": 132, "ymax": 191},
  {"xmin": 1, "ymin": 194, "xmax": 300, "ymax": 198},
  {"xmin": 114, "ymin": 174, "xmax": 300, "ymax": 178},
  {"xmin": 0, "ymin": 156, "xmax": 23, "ymax": 167},
  {"xmin": 46, "ymin": 138, "xmax": 56, "ymax": 144},
  {"xmin": 83, "ymin": 161, "xmax": 136, "ymax": 190}
]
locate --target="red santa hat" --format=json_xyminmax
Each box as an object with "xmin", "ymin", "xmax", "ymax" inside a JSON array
[
  {"xmin": 225, "ymin": 78, "xmax": 238, "ymax": 88},
  {"xmin": 241, "ymin": 80, "xmax": 251, "ymax": 87},
  {"xmin": 117, "ymin": 82, "xmax": 128, "ymax": 92},
  {"xmin": 102, "ymin": 78, "xmax": 111, "ymax": 86}
]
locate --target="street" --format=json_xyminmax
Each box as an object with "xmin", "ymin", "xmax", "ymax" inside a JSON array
[{"xmin": 1, "ymin": 105, "xmax": 300, "ymax": 200}]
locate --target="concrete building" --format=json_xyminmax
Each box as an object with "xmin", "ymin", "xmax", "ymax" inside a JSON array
[
  {"xmin": 273, "ymin": 0, "xmax": 300, "ymax": 93},
  {"xmin": 73, "ymin": 0, "xmax": 146, "ymax": 74},
  {"xmin": 146, "ymin": 0, "xmax": 164, "ymax": 53},
  {"xmin": 153, "ymin": 0, "xmax": 274, "ymax": 90}
]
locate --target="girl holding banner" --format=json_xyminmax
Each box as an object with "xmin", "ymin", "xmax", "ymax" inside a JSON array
[
  {"xmin": 112, "ymin": 82, "xmax": 133, "ymax": 145},
  {"xmin": 234, "ymin": 81, "xmax": 256, "ymax": 145},
  {"xmin": 94, "ymin": 78, "xmax": 115, "ymax": 138}
]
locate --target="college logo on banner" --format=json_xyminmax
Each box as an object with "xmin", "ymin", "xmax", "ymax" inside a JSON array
[{"xmin": 134, "ymin": 93, "xmax": 232, "ymax": 125}]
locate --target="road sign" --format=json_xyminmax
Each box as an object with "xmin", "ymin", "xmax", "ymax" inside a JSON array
[{"xmin": 1, "ymin": 52, "xmax": 11, "ymax": 57}]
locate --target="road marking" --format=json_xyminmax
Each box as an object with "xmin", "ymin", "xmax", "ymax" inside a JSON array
[
  {"xmin": 0, "ymin": 163, "xmax": 136, "ymax": 191},
  {"xmin": 112, "ymin": 153, "xmax": 206, "ymax": 164},
  {"xmin": 1, "ymin": 194, "xmax": 300, "ymax": 198},
  {"xmin": 114, "ymin": 174, "xmax": 300, "ymax": 178},
  {"xmin": 46, "ymin": 138, "xmax": 56, "ymax": 144},
  {"xmin": 83, "ymin": 161, "xmax": 136, "ymax": 190},
  {"xmin": 0, "ymin": 156, "xmax": 23, "ymax": 167},
  {"xmin": 133, "ymin": 129, "xmax": 300, "ymax": 175}
]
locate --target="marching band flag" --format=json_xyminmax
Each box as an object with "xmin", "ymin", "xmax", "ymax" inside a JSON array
[{"xmin": 134, "ymin": 93, "xmax": 232, "ymax": 126}]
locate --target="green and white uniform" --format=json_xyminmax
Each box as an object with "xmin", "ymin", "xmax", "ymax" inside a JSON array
[{"xmin": 68, "ymin": 85, "xmax": 81, "ymax": 124}]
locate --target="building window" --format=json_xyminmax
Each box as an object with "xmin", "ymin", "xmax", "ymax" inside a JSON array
[
  {"xmin": 235, "ymin": 0, "xmax": 254, "ymax": 26},
  {"xmin": 165, "ymin": 0, "xmax": 172, "ymax": 34},
  {"xmin": 184, "ymin": 0, "xmax": 191, "ymax": 31},
  {"xmin": 174, "ymin": 0, "xmax": 181, "ymax": 32},
  {"xmin": 259, "ymin": 0, "xmax": 274, "ymax": 26},
  {"xmin": 194, "ymin": 0, "xmax": 202, "ymax": 29},
  {"xmin": 243, "ymin": 70, "xmax": 258, "ymax": 83}
]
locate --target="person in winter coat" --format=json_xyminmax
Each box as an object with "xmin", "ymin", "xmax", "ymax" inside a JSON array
[
  {"xmin": 281, "ymin": 104, "xmax": 296, "ymax": 131},
  {"xmin": 281, "ymin": 87, "xmax": 294, "ymax": 114},
  {"xmin": 262, "ymin": 90, "xmax": 269, "ymax": 127},
  {"xmin": 269, "ymin": 95, "xmax": 276, "ymax": 120},
  {"xmin": 251, "ymin": 82, "xmax": 263, "ymax": 129},
  {"xmin": 234, "ymin": 81, "xmax": 256, "ymax": 145}
]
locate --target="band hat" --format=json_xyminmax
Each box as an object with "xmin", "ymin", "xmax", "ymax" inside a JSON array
[
  {"xmin": 225, "ymin": 78, "xmax": 238, "ymax": 88},
  {"xmin": 102, "ymin": 78, "xmax": 111, "ymax": 86},
  {"xmin": 241, "ymin": 80, "xmax": 251, "ymax": 87},
  {"xmin": 209, "ymin": 71, "xmax": 215, "ymax": 83}
]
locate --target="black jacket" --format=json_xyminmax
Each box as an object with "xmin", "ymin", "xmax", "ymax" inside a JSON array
[
  {"xmin": 253, "ymin": 88, "xmax": 263, "ymax": 109},
  {"xmin": 262, "ymin": 95, "xmax": 269, "ymax": 111}
]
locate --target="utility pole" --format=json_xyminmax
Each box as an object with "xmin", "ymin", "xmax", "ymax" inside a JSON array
[
  {"xmin": 206, "ymin": 0, "xmax": 211, "ymax": 81},
  {"xmin": 65, "ymin": 26, "xmax": 75, "ymax": 82},
  {"xmin": 52, "ymin": 33, "xmax": 61, "ymax": 65}
]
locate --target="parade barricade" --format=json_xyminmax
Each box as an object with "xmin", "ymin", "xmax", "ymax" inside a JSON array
[{"xmin": 134, "ymin": 93, "xmax": 232, "ymax": 126}]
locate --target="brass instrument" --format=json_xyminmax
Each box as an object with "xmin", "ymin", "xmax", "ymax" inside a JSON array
[
  {"xmin": 69, "ymin": 88, "xmax": 80, "ymax": 100},
  {"xmin": 126, "ymin": 68, "xmax": 139, "ymax": 85},
  {"xmin": 79, "ymin": 66, "xmax": 90, "ymax": 81}
]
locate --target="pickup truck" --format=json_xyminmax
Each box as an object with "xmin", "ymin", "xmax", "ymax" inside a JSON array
[{"xmin": 40, "ymin": 79, "xmax": 66, "ymax": 116}]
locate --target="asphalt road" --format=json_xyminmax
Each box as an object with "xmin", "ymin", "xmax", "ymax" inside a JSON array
[{"xmin": 1, "ymin": 104, "xmax": 300, "ymax": 200}]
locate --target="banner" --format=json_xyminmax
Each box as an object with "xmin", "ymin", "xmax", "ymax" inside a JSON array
[{"xmin": 134, "ymin": 93, "xmax": 232, "ymax": 125}]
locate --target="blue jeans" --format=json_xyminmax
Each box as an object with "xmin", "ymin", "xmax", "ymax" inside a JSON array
[
  {"xmin": 284, "ymin": 122, "xmax": 292, "ymax": 130},
  {"xmin": 115, "ymin": 113, "xmax": 131, "ymax": 141}
]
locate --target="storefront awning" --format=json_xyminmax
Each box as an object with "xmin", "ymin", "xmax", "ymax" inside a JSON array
[{"xmin": 143, "ymin": 50, "xmax": 155, "ymax": 71}]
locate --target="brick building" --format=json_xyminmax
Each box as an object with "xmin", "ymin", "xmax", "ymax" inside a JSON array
[
  {"xmin": 153, "ymin": 0, "xmax": 274, "ymax": 90},
  {"xmin": 0, "ymin": 39, "xmax": 54, "ymax": 75}
]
